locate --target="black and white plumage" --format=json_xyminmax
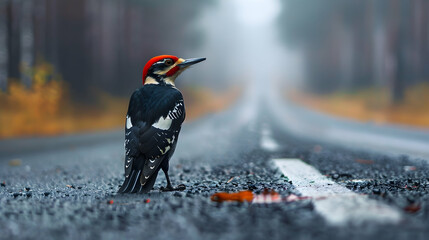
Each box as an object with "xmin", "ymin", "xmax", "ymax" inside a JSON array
[
  {"xmin": 118, "ymin": 85, "xmax": 185, "ymax": 193},
  {"xmin": 118, "ymin": 55, "xmax": 205, "ymax": 193}
]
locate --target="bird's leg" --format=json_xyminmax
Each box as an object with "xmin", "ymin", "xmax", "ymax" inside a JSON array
[
  {"xmin": 163, "ymin": 171, "xmax": 174, "ymax": 190},
  {"xmin": 160, "ymin": 168, "xmax": 186, "ymax": 192}
]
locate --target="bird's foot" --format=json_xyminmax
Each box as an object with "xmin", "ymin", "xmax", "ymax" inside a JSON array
[{"xmin": 160, "ymin": 184, "xmax": 186, "ymax": 192}]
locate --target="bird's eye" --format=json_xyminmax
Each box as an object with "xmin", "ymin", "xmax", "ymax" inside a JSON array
[{"xmin": 165, "ymin": 59, "xmax": 173, "ymax": 65}]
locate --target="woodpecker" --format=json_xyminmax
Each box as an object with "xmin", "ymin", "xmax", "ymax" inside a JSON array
[{"xmin": 118, "ymin": 55, "xmax": 206, "ymax": 193}]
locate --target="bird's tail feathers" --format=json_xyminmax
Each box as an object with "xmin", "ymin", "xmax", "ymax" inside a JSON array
[
  {"xmin": 118, "ymin": 169, "xmax": 159, "ymax": 194},
  {"xmin": 118, "ymin": 169, "xmax": 143, "ymax": 193},
  {"xmin": 138, "ymin": 171, "xmax": 158, "ymax": 194}
]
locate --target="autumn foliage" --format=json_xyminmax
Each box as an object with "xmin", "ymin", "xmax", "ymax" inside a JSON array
[
  {"xmin": 289, "ymin": 83, "xmax": 429, "ymax": 128},
  {"xmin": 0, "ymin": 62, "xmax": 241, "ymax": 139},
  {"xmin": 0, "ymin": 63, "xmax": 128, "ymax": 138}
]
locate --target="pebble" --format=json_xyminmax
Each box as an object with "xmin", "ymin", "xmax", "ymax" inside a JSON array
[{"xmin": 372, "ymin": 188, "xmax": 381, "ymax": 195}]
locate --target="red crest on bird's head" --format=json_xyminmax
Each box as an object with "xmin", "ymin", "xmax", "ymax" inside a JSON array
[{"xmin": 142, "ymin": 55, "xmax": 179, "ymax": 85}]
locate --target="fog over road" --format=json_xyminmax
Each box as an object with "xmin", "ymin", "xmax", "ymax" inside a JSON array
[{"xmin": 1, "ymin": 82, "xmax": 429, "ymax": 240}]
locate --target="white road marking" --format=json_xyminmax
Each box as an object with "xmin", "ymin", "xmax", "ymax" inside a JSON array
[
  {"xmin": 273, "ymin": 158, "xmax": 402, "ymax": 225},
  {"xmin": 260, "ymin": 124, "xmax": 280, "ymax": 151}
]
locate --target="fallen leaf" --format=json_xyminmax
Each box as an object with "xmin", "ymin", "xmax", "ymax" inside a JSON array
[
  {"xmin": 355, "ymin": 159, "xmax": 374, "ymax": 165},
  {"xmin": 8, "ymin": 159, "xmax": 22, "ymax": 166},
  {"xmin": 211, "ymin": 190, "xmax": 254, "ymax": 203},
  {"xmin": 210, "ymin": 190, "xmax": 311, "ymax": 204},
  {"xmin": 253, "ymin": 189, "xmax": 281, "ymax": 203}
]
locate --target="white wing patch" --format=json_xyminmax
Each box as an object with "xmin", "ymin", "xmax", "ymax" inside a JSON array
[
  {"xmin": 152, "ymin": 116, "xmax": 172, "ymax": 130},
  {"xmin": 151, "ymin": 101, "xmax": 183, "ymax": 130},
  {"xmin": 126, "ymin": 115, "xmax": 133, "ymax": 129}
]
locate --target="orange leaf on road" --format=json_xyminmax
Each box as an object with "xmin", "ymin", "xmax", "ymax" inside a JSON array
[{"xmin": 211, "ymin": 191, "xmax": 254, "ymax": 203}]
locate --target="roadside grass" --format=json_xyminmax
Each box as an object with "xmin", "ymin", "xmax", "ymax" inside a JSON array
[
  {"xmin": 0, "ymin": 79, "xmax": 127, "ymax": 139},
  {"xmin": 288, "ymin": 83, "xmax": 429, "ymax": 128},
  {"xmin": 0, "ymin": 83, "xmax": 240, "ymax": 139}
]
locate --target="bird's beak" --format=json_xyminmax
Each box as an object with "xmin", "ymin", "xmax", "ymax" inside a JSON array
[{"xmin": 178, "ymin": 57, "xmax": 206, "ymax": 69}]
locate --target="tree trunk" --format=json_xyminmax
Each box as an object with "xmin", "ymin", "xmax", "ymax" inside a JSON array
[
  {"xmin": 45, "ymin": 0, "xmax": 58, "ymax": 71},
  {"xmin": 33, "ymin": 0, "xmax": 46, "ymax": 66},
  {"xmin": 6, "ymin": 0, "xmax": 21, "ymax": 81},
  {"xmin": 56, "ymin": 0, "xmax": 94, "ymax": 102},
  {"xmin": 392, "ymin": 0, "xmax": 409, "ymax": 104},
  {"xmin": 20, "ymin": 0, "xmax": 34, "ymax": 87},
  {"xmin": 0, "ymin": 0, "xmax": 8, "ymax": 91},
  {"xmin": 387, "ymin": 0, "xmax": 407, "ymax": 104}
]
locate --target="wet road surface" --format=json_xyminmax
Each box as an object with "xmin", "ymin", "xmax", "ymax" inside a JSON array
[{"xmin": 1, "ymin": 86, "xmax": 429, "ymax": 240}]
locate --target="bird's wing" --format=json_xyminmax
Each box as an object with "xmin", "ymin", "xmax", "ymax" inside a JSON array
[{"xmin": 138, "ymin": 99, "xmax": 185, "ymax": 184}]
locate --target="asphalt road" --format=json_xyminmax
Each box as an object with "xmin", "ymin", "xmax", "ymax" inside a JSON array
[{"xmin": 1, "ymin": 85, "xmax": 429, "ymax": 240}]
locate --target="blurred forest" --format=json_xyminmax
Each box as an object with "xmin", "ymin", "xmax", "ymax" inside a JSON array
[
  {"xmin": 0, "ymin": 0, "xmax": 213, "ymax": 100},
  {"xmin": 1, "ymin": 0, "xmax": 429, "ymax": 137},
  {"xmin": 0, "ymin": 0, "xmax": 243, "ymax": 138},
  {"xmin": 279, "ymin": 0, "xmax": 429, "ymax": 103},
  {"xmin": 279, "ymin": 0, "xmax": 429, "ymax": 127}
]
